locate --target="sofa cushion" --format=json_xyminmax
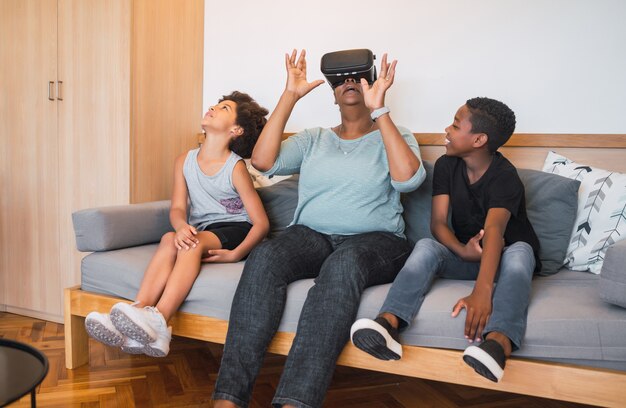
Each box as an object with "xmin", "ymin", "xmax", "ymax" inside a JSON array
[
  {"xmin": 354, "ymin": 269, "xmax": 626, "ymax": 365},
  {"xmin": 542, "ymin": 151, "xmax": 626, "ymax": 273},
  {"xmin": 73, "ymin": 201, "xmax": 172, "ymax": 252},
  {"xmin": 517, "ymin": 169, "xmax": 581, "ymax": 275},
  {"xmin": 401, "ymin": 160, "xmax": 435, "ymax": 244},
  {"xmin": 256, "ymin": 175, "xmax": 299, "ymax": 237},
  {"xmin": 599, "ymin": 239, "xmax": 626, "ymax": 308},
  {"xmin": 81, "ymin": 246, "xmax": 626, "ymax": 368}
]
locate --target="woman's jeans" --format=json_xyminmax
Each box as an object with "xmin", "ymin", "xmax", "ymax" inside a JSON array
[
  {"xmin": 381, "ymin": 238, "xmax": 535, "ymax": 350},
  {"xmin": 213, "ymin": 225, "xmax": 412, "ymax": 408}
]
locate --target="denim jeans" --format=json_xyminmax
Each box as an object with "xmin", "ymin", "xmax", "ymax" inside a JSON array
[
  {"xmin": 381, "ymin": 238, "xmax": 535, "ymax": 350},
  {"xmin": 213, "ymin": 225, "xmax": 412, "ymax": 408}
]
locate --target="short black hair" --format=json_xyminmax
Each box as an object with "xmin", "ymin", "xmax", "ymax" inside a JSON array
[
  {"xmin": 466, "ymin": 97, "xmax": 516, "ymax": 152},
  {"xmin": 219, "ymin": 91, "xmax": 268, "ymax": 158}
]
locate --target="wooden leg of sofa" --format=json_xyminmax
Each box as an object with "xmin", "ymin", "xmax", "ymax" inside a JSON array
[{"xmin": 64, "ymin": 286, "xmax": 89, "ymax": 369}]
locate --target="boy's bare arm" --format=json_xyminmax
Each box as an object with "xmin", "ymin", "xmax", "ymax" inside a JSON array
[
  {"xmin": 452, "ymin": 208, "xmax": 510, "ymax": 342},
  {"xmin": 431, "ymin": 195, "xmax": 483, "ymax": 261}
]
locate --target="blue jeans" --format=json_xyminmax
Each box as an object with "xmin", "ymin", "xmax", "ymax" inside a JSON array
[
  {"xmin": 213, "ymin": 225, "xmax": 412, "ymax": 408},
  {"xmin": 381, "ymin": 238, "xmax": 535, "ymax": 350}
]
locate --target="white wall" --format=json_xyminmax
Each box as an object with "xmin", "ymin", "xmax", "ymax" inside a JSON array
[{"xmin": 204, "ymin": 0, "xmax": 626, "ymax": 133}]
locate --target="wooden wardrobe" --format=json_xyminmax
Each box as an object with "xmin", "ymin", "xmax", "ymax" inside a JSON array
[{"xmin": 0, "ymin": 0, "xmax": 204, "ymax": 321}]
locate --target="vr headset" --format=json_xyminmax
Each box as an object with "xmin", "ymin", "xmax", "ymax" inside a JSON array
[{"xmin": 320, "ymin": 49, "xmax": 377, "ymax": 89}]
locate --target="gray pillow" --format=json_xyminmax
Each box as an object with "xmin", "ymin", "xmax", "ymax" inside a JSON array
[
  {"xmin": 257, "ymin": 175, "xmax": 299, "ymax": 237},
  {"xmin": 517, "ymin": 169, "xmax": 580, "ymax": 275},
  {"xmin": 599, "ymin": 239, "xmax": 626, "ymax": 308},
  {"xmin": 402, "ymin": 161, "xmax": 435, "ymax": 244},
  {"xmin": 73, "ymin": 200, "xmax": 173, "ymax": 252}
]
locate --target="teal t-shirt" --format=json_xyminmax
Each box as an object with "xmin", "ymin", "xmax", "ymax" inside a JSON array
[{"xmin": 263, "ymin": 126, "xmax": 426, "ymax": 236}]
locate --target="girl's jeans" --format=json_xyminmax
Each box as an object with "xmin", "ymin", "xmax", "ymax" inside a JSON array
[
  {"xmin": 381, "ymin": 238, "xmax": 535, "ymax": 350},
  {"xmin": 213, "ymin": 225, "xmax": 413, "ymax": 408}
]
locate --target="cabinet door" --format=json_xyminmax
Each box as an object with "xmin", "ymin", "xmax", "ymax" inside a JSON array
[
  {"xmin": 57, "ymin": 0, "xmax": 131, "ymax": 301},
  {"xmin": 0, "ymin": 0, "xmax": 61, "ymax": 316}
]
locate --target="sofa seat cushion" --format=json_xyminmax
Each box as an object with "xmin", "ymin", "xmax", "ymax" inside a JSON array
[
  {"xmin": 355, "ymin": 270, "xmax": 626, "ymax": 363},
  {"xmin": 82, "ymin": 246, "xmax": 626, "ymax": 367}
]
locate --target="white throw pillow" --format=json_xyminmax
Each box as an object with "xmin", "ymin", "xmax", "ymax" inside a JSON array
[
  {"xmin": 245, "ymin": 160, "xmax": 292, "ymax": 188},
  {"xmin": 542, "ymin": 151, "xmax": 626, "ymax": 273}
]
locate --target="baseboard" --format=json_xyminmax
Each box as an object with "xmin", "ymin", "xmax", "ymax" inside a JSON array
[
  {"xmin": 0, "ymin": 304, "xmax": 6, "ymax": 312},
  {"xmin": 4, "ymin": 305, "xmax": 63, "ymax": 324}
]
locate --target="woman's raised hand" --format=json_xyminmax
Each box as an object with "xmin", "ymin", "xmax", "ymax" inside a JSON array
[
  {"xmin": 360, "ymin": 53, "xmax": 397, "ymax": 110},
  {"xmin": 284, "ymin": 49, "xmax": 325, "ymax": 99}
]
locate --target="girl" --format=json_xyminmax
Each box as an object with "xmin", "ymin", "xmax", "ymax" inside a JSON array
[{"xmin": 85, "ymin": 91, "xmax": 270, "ymax": 357}]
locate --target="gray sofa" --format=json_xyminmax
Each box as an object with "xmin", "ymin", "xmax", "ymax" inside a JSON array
[{"xmin": 70, "ymin": 161, "xmax": 626, "ymax": 405}]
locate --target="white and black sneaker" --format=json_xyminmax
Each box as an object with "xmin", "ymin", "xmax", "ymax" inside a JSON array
[
  {"xmin": 463, "ymin": 339, "xmax": 506, "ymax": 382},
  {"xmin": 350, "ymin": 316, "xmax": 402, "ymax": 360}
]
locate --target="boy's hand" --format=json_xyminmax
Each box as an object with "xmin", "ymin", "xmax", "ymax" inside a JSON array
[
  {"xmin": 451, "ymin": 289, "xmax": 493, "ymax": 343},
  {"xmin": 202, "ymin": 249, "xmax": 242, "ymax": 263},
  {"xmin": 360, "ymin": 53, "xmax": 397, "ymax": 110},
  {"xmin": 284, "ymin": 49, "xmax": 325, "ymax": 99},
  {"xmin": 459, "ymin": 229, "xmax": 484, "ymax": 262},
  {"xmin": 174, "ymin": 224, "xmax": 199, "ymax": 250}
]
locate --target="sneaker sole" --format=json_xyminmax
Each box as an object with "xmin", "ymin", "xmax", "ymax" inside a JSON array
[
  {"xmin": 110, "ymin": 304, "xmax": 157, "ymax": 344},
  {"xmin": 85, "ymin": 318, "xmax": 124, "ymax": 347},
  {"xmin": 143, "ymin": 344, "xmax": 168, "ymax": 357},
  {"xmin": 350, "ymin": 319, "xmax": 402, "ymax": 360},
  {"xmin": 120, "ymin": 344, "xmax": 146, "ymax": 355},
  {"xmin": 463, "ymin": 345, "xmax": 504, "ymax": 382}
]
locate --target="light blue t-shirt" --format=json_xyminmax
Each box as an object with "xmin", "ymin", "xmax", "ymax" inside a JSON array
[{"xmin": 263, "ymin": 126, "xmax": 426, "ymax": 236}]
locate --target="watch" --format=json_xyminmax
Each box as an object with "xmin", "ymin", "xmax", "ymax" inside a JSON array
[{"xmin": 370, "ymin": 106, "xmax": 390, "ymax": 121}]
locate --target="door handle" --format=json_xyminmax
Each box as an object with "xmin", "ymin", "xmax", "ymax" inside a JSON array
[
  {"xmin": 57, "ymin": 81, "xmax": 63, "ymax": 101},
  {"xmin": 48, "ymin": 81, "xmax": 55, "ymax": 101}
]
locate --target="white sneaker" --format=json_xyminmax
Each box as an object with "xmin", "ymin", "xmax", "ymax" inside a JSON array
[
  {"xmin": 110, "ymin": 302, "xmax": 166, "ymax": 345},
  {"xmin": 85, "ymin": 311, "xmax": 124, "ymax": 347},
  {"xmin": 120, "ymin": 336, "xmax": 145, "ymax": 355},
  {"xmin": 143, "ymin": 326, "xmax": 172, "ymax": 357}
]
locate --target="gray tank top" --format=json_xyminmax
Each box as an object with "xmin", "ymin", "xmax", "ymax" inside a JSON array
[{"xmin": 183, "ymin": 149, "xmax": 251, "ymax": 230}]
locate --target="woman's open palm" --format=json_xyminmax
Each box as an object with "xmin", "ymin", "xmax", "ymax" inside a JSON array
[
  {"xmin": 361, "ymin": 53, "xmax": 397, "ymax": 110},
  {"xmin": 285, "ymin": 49, "xmax": 324, "ymax": 99}
]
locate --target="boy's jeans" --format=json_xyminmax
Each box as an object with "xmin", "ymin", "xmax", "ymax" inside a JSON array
[
  {"xmin": 381, "ymin": 238, "xmax": 535, "ymax": 350},
  {"xmin": 213, "ymin": 225, "xmax": 412, "ymax": 408}
]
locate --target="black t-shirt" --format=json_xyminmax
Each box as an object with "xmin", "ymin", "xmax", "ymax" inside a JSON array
[{"xmin": 432, "ymin": 153, "xmax": 541, "ymax": 271}]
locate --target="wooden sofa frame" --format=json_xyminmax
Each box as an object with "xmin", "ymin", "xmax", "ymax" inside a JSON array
[{"xmin": 65, "ymin": 133, "xmax": 626, "ymax": 407}]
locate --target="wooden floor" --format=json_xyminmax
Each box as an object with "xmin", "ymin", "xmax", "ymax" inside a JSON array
[{"xmin": 0, "ymin": 312, "xmax": 594, "ymax": 408}]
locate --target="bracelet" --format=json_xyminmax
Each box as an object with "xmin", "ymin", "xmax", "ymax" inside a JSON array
[{"xmin": 370, "ymin": 106, "xmax": 390, "ymax": 121}]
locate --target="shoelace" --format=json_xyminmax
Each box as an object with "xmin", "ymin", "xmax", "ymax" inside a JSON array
[{"xmin": 143, "ymin": 306, "xmax": 166, "ymax": 328}]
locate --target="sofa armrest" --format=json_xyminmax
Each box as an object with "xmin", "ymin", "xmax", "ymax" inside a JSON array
[
  {"xmin": 72, "ymin": 200, "xmax": 173, "ymax": 252},
  {"xmin": 599, "ymin": 239, "xmax": 626, "ymax": 308}
]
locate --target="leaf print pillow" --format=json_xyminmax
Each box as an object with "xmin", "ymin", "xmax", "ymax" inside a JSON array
[{"xmin": 542, "ymin": 151, "xmax": 626, "ymax": 273}]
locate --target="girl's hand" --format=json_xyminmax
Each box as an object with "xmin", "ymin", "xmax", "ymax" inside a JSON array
[
  {"xmin": 174, "ymin": 224, "xmax": 199, "ymax": 250},
  {"xmin": 202, "ymin": 249, "xmax": 242, "ymax": 263},
  {"xmin": 360, "ymin": 53, "xmax": 397, "ymax": 110},
  {"xmin": 284, "ymin": 49, "xmax": 325, "ymax": 99}
]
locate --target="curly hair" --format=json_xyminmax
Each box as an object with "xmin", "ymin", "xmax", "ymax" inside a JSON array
[
  {"xmin": 466, "ymin": 97, "xmax": 516, "ymax": 152},
  {"xmin": 219, "ymin": 91, "xmax": 269, "ymax": 158}
]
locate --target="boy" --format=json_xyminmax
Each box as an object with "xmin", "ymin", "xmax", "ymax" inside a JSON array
[{"xmin": 350, "ymin": 97, "xmax": 540, "ymax": 382}]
